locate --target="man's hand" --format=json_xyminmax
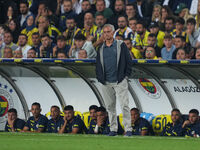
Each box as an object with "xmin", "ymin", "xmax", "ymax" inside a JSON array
[
  {"xmin": 182, "ymin": 120, "xmax": 191, "ymax": 128},
  {"xmin": 53, "ymin": 46, "xmax": 58, "ymax": 57},
  {"xmin": 39, "ymin": 45, "xmax": 45, "ymax": 57},
  {"xmin": 64, "ymin": 115, "xmax": 68, "ymax": 123},
  {"xmin": 57, "ymin": 0, "xmax": 62, "ymax": 5},
  {"xmin": 87, "ymin": 35, "xmax": 94, "ymax": 41},
  {"xmin": 84, "ymin": 24, "xmax": 91, "ymax": 31},
  {"xmin": 186, "ymin": 29, "xmax": 193, "ymax": 36},
  {"xmin": 97, "ymin": 118, "xmax": 103, "ymax": 126},
  {"xmin": 38, "ymin": 27, "xmax": 44, "ymax": 36}
]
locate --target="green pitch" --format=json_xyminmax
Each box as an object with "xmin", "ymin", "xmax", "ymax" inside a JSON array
[{"xmin": 0, "ymin": 132, "xmax": 200, "ymax": 150}]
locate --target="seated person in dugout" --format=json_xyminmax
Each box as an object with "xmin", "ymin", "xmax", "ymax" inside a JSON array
[
  {"xmin": 131, "ymin": 108, "xmax": 154, "ymax": 136},
  {"xmin": 182, "ymin": 109, "xmax": 200, "ymax": 137},
  {"xmin": 83, "ymin": 105, "xmax": 98, "ymax": 129},
  {"xmin": 88, "ymin": 106, "xmax": 123, "ymax": 135},
  {"xmin": 5, "ymin": 108, "xmax": 25, "ymax": 132},
  {"xmin": 47, "ymin": 105, "xmax": 64, "ymax": 133},
  {"xmin": 59, "ymin": 105, "xmax": 87, "ymax": 134},
  {"xmin": 22, "ymin": 102, "xmax": 48, "ymax": 132},
  {"xmin": 161, "ymin": 108, "xmax": 184, "ymax": 136},
  {"xmin": 88, "ymin": 106, "xmax": 110, "ymax": 135}
]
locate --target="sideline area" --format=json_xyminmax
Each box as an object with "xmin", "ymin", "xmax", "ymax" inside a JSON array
[{"xmin": 0, "ymin": 132, "xmax": 199, "ymax": 150}]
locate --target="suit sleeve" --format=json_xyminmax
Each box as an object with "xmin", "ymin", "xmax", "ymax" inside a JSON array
[{"xmin": 121, "ymin": 42, "xmax": 132, "ymax": 77}]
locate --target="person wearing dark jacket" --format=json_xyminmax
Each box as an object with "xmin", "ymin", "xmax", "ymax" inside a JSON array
[{"xmin": 96, "ymin": 24, "xmax": 132, "ymax": 137}]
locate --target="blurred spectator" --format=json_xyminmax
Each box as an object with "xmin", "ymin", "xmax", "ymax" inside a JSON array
[
  {"xmin": 92, "ymin": 13, "xmax": 106, "ymax": 48},
  {"xmin": 0, "ymin": 24, "xmax": 9, "ymax": 35},
  {"xmin": 175, "ymin": 3, "xmax": 193, "ymax": 24},
  {"xmin": 41, "ymin": 7, "xmax": 60, "ymax": 28},
  {"xmin": 38, "ymin": 16, "xmax": 61, "ymax": 43},
  {"xmin": 13, "ymin": 49, "xmax": 23, "ymax": 58},
  {"xmin": 78, "ymin": 49, "xmax": 88, "ymax": 59},
  {"xmin": 172, "ymin": 17, "xmax": 186, "ymax": 39},
  {"xmin": 3, "ymin": 31, "xmax": 18, "ymax": 52},
  {"xmin": 69, "ymin": 34, "xmax": 97, "ymax": 58},
  {"xmin": 55, "ymin": 0, "xmax": 63, "ymax": 16},
  {"xmin": 126, "ymin": 4, "xmax": 140, "ymax": 20},
  {"xmin": 160, "ymin": 6, "xmax": 173, "ymax": 31},
  {"xmin": 151, "ymin": 4, "xmax": 161, "ymax": 23},
  {"xmin": 0, "ymin": 0, "xmax": 197, "ymax": 61},
  {"xmin": 190, "ymin": 0, "xmax": 198, "ymax": 15},
  {"xmin": 133, "ymin": 0, "xmax": 153, "ymax": 25},
  {"xmin": 4, "ymin": 5, "xmax": 18, "ymax": 25},
  {"xmin": 108, "ymin": 0, "xmax": 126, "ymax": 29},
  {"xmin": 145, "ymin": 46, "xmax": 158, "ymax": 59},
  {"xmin": 135, "ymin": 20, "xmax": 150, "ymax": 53},
  {"xmin": 21, "ymin": 15, "xmax": 38, "ymax": 46},
  {"xmin": 161, "ymin": 34, "xmax": 175, "ymax": 60},
  {"xmin": 128, "ymin": 17, "xmax": 137, "ymax": 36},
  {"xmin": 95, "ymin": 0, "xmax": 113, "ymax": 20},
  {"xmin": 39, "ymin": 34, "xmax": 56, "ymax": 58},
  {"xmin": 149, "ymin": 21, "xmax": 165, "ymax": 48},
  {"xmin": 18, "ymin": 0, "xmax": 33, "ymax": 30},
  {"xmin": 76, "ymin": 0, "xmax": 95, "ymax": 29},
  {"xmin": 3, "ymin": 47, "xmax": 13, "ymax": 58},
  {"xmin": 147, "ymin": 33, "xmax": 161, "ymax": 57},
  {"xmin": 174, "ymin": 36, "xmax": 186, "ymax": 49},
  {"xmin": 175, "ymin": 48, "xmax": 187, "ymax": 60},
  {"xmin": 115, "ymin": 35, "xmax": 123, "ymax": 41},
  {"xmin": 124, "ymin": 38, "xmax": 142, "ymax": 59},
  {"xmin": 72, "ymin": 0, "xmax": 82, "ymax": 15},
  {"xmin": 16, "ymin": 34, "xmax": 31, "ymax": 58},
  {"xmin": 195, "ymin": 47, "xmax": 200, "ymax": 59},
  {"xmin": 114, "ymin": 16, "xmax": 134, "ymax": 41},
  {"xmin": 186, "ymin": 18, "xmax": 199, "ymax": 48},
  {"xmin": 164, "ymin": 17, "xmax": 174, "ymax": 34},
  {"xmin": 59, "ymin": 0, "xmax": 77, "ymax": 32},
  {"xmin": 63, "ymin": 17, "xmax": 81, "ymax": 46},
  {"xmin": 175, "ymin": 3, "xmax": 187, "ymax": 15},
  {"xmin": 27, "ymin": 48, "xmax": 37, "ymax": 58},
  {"xmin": 7, "ymin": 19, "xmax": 20, "ymax": 43},
  {"xmin": 31, "ymin": 32, "xmax": 41, "ymax": 54},
  {"xmin": 196, "ymin": 1, "xmax": 200, "ymax": 29},
  {"xmin": 57, "ymin": 51, "xmax": 68, "ymax": 59},
  {"xmin": 53, "ymin": 35, "xmax": 70, "ymax": 58},
  {"xmin": 0, "ymin": 34, "xmax": 5, "ymax": 58},
  {"xmin": 168, "ymin": 0, "xmax": 192, "ymax": 13},
  {"xmin": 82, "ymin": 12, "xmax": 97, "ymax": 39},
  {"xmin": 35, "ymin": 1, "xmax": 47, "ymax": 25},
  {"xmin": 29, "ymin": 0, "xmax": 40, "ymax": 16}
]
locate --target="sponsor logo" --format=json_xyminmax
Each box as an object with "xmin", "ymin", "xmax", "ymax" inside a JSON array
[
  {"xmin": 0, "ymin": 83, "xmax": 14, "ymax": 123},
  {"xmin": 137, "ymin": 78, "xmax": 161, "ymax": 99}
]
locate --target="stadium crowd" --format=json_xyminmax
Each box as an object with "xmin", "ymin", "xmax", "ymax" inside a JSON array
[
  {"xmin": 0, "ymin": 0, "xmax": 200, "ymax": 59},
  {"xmin": 5, "ymin": 102, "xmax": 200, "ymax": 137}
]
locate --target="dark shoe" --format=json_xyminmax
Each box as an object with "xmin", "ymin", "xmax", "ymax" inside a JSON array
[
  {"xmin": 108, "ymin": 131, "xmax": 117, "ymax": 136},
  {"xmin": 124, "ymin": 131, "xmax": 132, "ymax": 137}
]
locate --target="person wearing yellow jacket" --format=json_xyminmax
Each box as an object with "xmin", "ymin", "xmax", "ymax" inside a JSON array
[{"xmin": 21, "ymin": 15, "xmax": 38, "ymax": 46}]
